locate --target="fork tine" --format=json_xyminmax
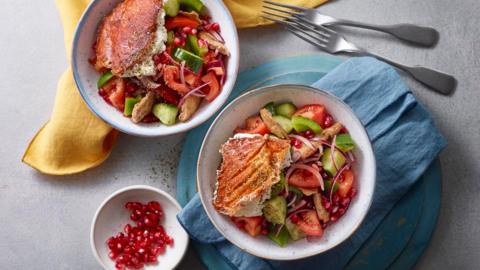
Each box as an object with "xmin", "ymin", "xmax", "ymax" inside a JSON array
[
  {"xmin": 262, "ymin": 4, "xmax": 302, "ymax": 16},
  {"xmin": 261, "ymin": 15, "xmax": 329, "ymax": 44},
  {"xmin": 262, "ymin": 12, "xmax": 331, "ymax": 39},
  {"xmin": 262, "ymin": 10, "xmax": 294, "ymax": 21},
  {"xmin": 263, "ymin": 0, "xmax": 307, "ymax": 11},
  {"xmin": 285, "ymin": 28, "xmax": 327, "ymax": 50}
]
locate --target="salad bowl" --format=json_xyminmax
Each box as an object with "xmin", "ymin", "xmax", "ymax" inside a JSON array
[
  {"xmin": 197, "ymin": 84, "xmax": 376, "ymax": 260},
  {"xmin": 72, "ymin": 0, "xmax": 239, "ymax": 137}
]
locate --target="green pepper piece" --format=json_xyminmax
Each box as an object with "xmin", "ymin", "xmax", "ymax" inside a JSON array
[
  {"xmin": 174, "ymin": 48, "xmax": 204, "ymax": 73},
  {"xmin": 291, "ymin": 115, "xmax": 323, "ymax": 134},
  {"xmin": 179, "ymin": 0, "xmax": 203, "ymax": 12},
  {"xmin": 124, "ymin": 97, "xmax": 141, "ymax": 116},
  {"xmin": 267, "ymin": 224, "xmax": 290, "ymax": 247},
  {"xmin": 187, "ymin": 34, "xmax": 208, "ymax": 57},
  {"xmin": 97, "ymin": 70, "xmax": 114, "ymax": 89},
  {"xmin": 335, "ymin": 134, "xmax": 355, "ymax": 152}
]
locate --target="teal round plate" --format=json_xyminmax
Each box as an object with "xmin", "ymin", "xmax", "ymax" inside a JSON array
[{"xmin": 176, "ymin": 54, "xmax": 441, "ymax": 270}]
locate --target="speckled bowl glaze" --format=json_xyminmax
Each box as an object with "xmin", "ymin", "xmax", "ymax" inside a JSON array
[
  {"xmin": 197, "ymin": 84, "xmax": 376, "ymax": 260},
  {"xmin": 91, "ymin": 185, "xmax": 189, "ymax": 270},
  {"xmin": 72, "ymin": 0, "xmax": 239, "ymax": 137}
]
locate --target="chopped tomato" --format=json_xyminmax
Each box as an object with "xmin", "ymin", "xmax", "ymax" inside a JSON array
[
  {"xmin": 288, "ymin": 169, "xmax": 321, "ymax": 188},
  {"xmin": 184, "ymin": 73, "xmax": 200, "ymax": 86},
  {"xmin": 297, "ymin": 210, "xmax": 323, "ymax": 236},
  {"xmin": 234, "ymin": 116, "xmax": 269, "ymax": 135},
  {"xmin": 231, "ymin": 216, "xmax": 263, "ymax": 237},
  {"xmin": 202, "ymin": 71, "xmax": 220, "ymax": 102},
  {"xmin": 155, "ymin": 85, "xmax": 180, "ymax": 105},
  {"xmin": 163, "ymin": 65, "xmax": 189, "ymax": 93},
  {"xmin": 165, "ymin": 16, "xmax": 200, "ymax": 30},
  {"xmin": 203, "ymin": 51, "xmax": 217, "ymax": 62},
  {"xmin": 337, "ymin": 169, "xmax": 354, "ymax": 197},
  {"xmin": 108, "ymin": 78, "xmax": 125, "ymax": 111},
  {"xmin": 293, "ymin": 104, "xmax": 326, "ymax": 127}
]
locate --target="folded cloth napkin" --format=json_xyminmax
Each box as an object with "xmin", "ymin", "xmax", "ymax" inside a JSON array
[
  {"xmin": 22, "ymin": 0, "xmax": 328, "ymax": 175},
  {"xmin": 177, "ymin": 57, "xmax": 447, "ymax": 270}
]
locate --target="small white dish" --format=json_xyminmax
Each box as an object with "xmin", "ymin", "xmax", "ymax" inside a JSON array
[
  {"xmin": 91, "ymin": 185, "xmax": 189, "ymax": 270},
  {"xmin": 197, "ymin": 84, "xmax": 376, "ymax": 260},
  {"xmin": 72, "ymin": 0, "xmax": 239, "ymax": 137}
]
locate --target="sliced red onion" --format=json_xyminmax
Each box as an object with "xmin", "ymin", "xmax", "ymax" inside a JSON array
[
  {"xmin": 329, "ymin": 164, "xmax": 349, "ymax": 203},
  {"xmin": 287, "ymin": 209, "xmax": 311, "ymax": 218},
  {"xmin": 347, "ymin": 151, "xmax": 355, "ymax": 163},
  {"xmin": 164, "ymin": 52, "xmax": 180, "ymax": 66},
  {"xmin": 302, "ymin": 156, "xmax": 320, "ymax": 164},
  {"xmin": 178, "ymin": 82, "xmax": 210, "ymax": 107},
  {"xmin": 286, "ymin": 194, "xmax": 297, "ymax": 207},
  {"xmin": 290, "ymin": 135, "xmax": 315, "ymax": 150},
  {"xmin": 205, "ymin": 60, "xmax": 223, "ymax": 69},
  {"xmin": 275, "ymin": 224, "xmax": 284, "ymax": 237},
  {"xmin": 287, "ymin": 200, "xmax": 307, "ymax": 214},
  {"xmin": 331, "ymin": 135, "xmax": 338, "ymax": 172},
  {"xmin": 291, "ymin": 151, "xmax": 301, "ymax": 163},
  {"xmin": 140, "ymin": 77, "xmax": 161, "ymax": 89},
  {"xmin": 286, "ymin": 163, "xmax": 324, "ymax": 191},
  {"xmin": 180, "ymin": 61, "xmax": 186, "ymax": 85},
  {"xmin": 209, "ymin": 30, "xmax": 225, "ymax": 43}
]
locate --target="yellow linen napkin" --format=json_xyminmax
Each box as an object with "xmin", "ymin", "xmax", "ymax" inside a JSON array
[{"xmin": 23, "ymin": 0, "xmax": 327, "ymax": 175}]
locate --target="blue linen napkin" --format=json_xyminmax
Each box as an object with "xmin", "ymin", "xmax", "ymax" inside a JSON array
[{"xmin": 177, "ymin": 57, "xmax": 447, "ymax": 270}]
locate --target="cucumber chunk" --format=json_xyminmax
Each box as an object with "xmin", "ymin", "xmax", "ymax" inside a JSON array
[
  {"xmin": 167, "ymin": 31, "xmax": 175, "ymax": 45},
  {"xmin": 263, "ymin": 196, "xmax": 287, "ymax": 225},
  {"xmin": 124, "ymin": 97, "xmax": 141, "ymax": 116},
  {"xmin": 285, "ymin": 219, "xmax": 306, "ymax": 241},
  {"xmin": 275, "ymin": 102, "xmax": 296, "ymax": 118},
  {"xmin": 291, "ymin": 115, "xmax": 322, "ymax": 134},
  {"xmin": 164, "ymin": 0, "xmax": 180, "ymax": 17},
  {"xmin": 174, "ymin": 48, "xmax": 204, "ymax": 73},
  {"xmin": 321, "ymin": 147, "xmax": 346, "ymax": 176},
  {"xmin": 97, "ymin": 70, "xmax": 114, "ymax": 88},
  {"xmin": 152, "ymin": 103, "xmax": 179, "ymax": 125},
  {"xmin": 271, "ymin": 173, "xmax": 286, "ymax": 196},
  {"xmin": 179, "ymin": 0, "xmax": 203, "ymax": 12},
  {"xmin": 335, "ymin": 134, "xmax": 355, "ymax": 152},
  {"xmin": 267, "ymin": 225, "xmax": 290, "ymax": 247},
  {"xmin": 273, "ymin": 115, "xmax": 293, "ymax": 133}
]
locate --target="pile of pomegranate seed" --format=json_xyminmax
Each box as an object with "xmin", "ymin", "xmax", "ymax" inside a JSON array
[{"xmin": 106, "ymin": 201, "xmax": 173, "ymax": 270}]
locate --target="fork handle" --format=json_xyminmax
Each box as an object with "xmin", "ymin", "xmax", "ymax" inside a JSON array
[
  {"xmin": 332, "ymin": 20, "xmax": 439, "ymax": 47},
  {"xmin": 365, "ymin": 53, "xmax": 456, "ymax": 95}
]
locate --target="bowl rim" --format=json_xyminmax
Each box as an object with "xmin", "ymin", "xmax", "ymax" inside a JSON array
[
  {"xmin": 90, "ymin": 184, "xmax": 188, "ymax": 269},
  {"xmin": 196, "ymin": 83, "xmax": 376, "ymax": 260},
  {"xmin": 71, "ymin": 0, "xmax": 240, "ymax": 137}
]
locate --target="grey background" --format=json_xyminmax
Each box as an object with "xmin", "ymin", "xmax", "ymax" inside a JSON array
[{"xmin": 1, "ymin": 0, "xmax": 479, "ymax": 269}]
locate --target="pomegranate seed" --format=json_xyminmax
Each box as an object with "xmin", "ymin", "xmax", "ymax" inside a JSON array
[
  {"xmin": 211, "ymin": 23, "xmax": 220, "ymax": 31},
  {"xmin": 173, "ymin": 37, "xmax": 182, "ymax": 46},
  {"xmin": 324, "ymin": 115, "xmax": 334, "ymax": 128},
  {"xmin": 261, "ymin": 229, "xmax": 268, "ymax": 235},
  {"xmin": 330, "ymin": 215, "xmax": 338, "ymax": 222},
  {"xmin": 304, "ymin": 130, "xmax": 314, "ymax": 138},
  {"xmin": 130, "ymin": 213, "xmax": 139, "ymax": 221},
  {"xmin": 115, "ymin": 262, "xmax": 125, "ymax": 270},
  {"xmin": 124, "ymin": 224, "xmax": 132, "ymax": 234},
  {"xmin": 348, "ymin": 187, "xmax": 357, "ymax": 198},
  {"xmin": 198, "ymin": 38, "xmax": 206, "ymax": 47},
  {"xmin": 182, "ymin": 26, "xmax": 192, "ymax": 33},
  {"xmin": 190, "ymin": 28, "xmax": 197, "ymax": 35},
  {"xmin": 109, "ymin": 251, "xmax": 118, "ymax": 259},
  {"xmin": 291, "ymin": 138, "xmax": 302, "ymax": 148},
  {"xmin": 137, "ymin": 221, "xmax": 144, "ymax": 228},
  {"xmin": 338, "ymin": 208, "xmax": 346, "ymax": 216},
  {"xmin": 290, "ymin": 214, "xmax": 299, "ymax": 223},
  {"xmin": 331, "ymin": 206, "xmax": 339, "ymax": 214},
  {"xmin": 340, "ymin": 197, "xmax": 351, "ymax": 207},
  {"xmin": 148, "ymin": 201, "xmax": 161, "ymax": 211}
]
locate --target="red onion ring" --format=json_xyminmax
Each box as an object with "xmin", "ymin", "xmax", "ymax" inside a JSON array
[
  {"xmin": 290, "ymin": 135, "xmax": 315, "ymax": 150},
  {"xmin": 287, "ymin": 200, "xmax": 307, "ymax": 214},
  {"xmin": 209, "ymin": 30, "xmax": 225, "ymax": 43},
  {"xmin": 180, "ymin": 61, "xmax": 186, "ymax": 86},
  {"xmin": 178, "ymin": 82, "xmax": 210, "ymax": 107},
  {"xmin": 329, "ymin": 164, "xmax": 349, "ymax": 204},
  {"xmin": 286, "ymin": 194, "xmax": 297, "ymax": 207},
  {"xmin": 287, "ymin": 209, "xmax": 311, "ymax": 218},
  {"xmin": 331, "ymin": 135, "xmax": 338, "ymax": 172}
]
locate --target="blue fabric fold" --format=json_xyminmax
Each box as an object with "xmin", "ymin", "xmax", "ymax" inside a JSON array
[{"xmin": 177, "ymin": 57, "xmax": 447, "ymax": 270}]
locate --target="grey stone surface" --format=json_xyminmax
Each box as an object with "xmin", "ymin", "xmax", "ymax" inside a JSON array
[{"xmin": 0, "ymin": 0, "xmax": 479, "ymax": 269}]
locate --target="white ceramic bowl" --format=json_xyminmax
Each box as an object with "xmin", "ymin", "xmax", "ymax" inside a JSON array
[
  {"xmin": 91, "ymin": 185, "xmax": 189, "ymax": 269},
  {"xmin": 197, "ymin": 84, "xmax": 376, "ymax": 260},
  {"xmin": 72, "ymin": 0, "xmax": 239, "ymax": 137}
]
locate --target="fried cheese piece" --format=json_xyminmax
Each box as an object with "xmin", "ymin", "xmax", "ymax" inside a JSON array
[
  {"xmin": 94, "ymin": 0, "xmax": 163, "ymax": 75},
  {"xmin": 214, "ymin": 135, "xmax": 291, "ymax": 217}
]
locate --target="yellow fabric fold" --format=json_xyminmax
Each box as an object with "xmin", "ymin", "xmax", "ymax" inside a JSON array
[{"xmin": 23, "ymin": 0, "xmax": 327, "ymax": 175}]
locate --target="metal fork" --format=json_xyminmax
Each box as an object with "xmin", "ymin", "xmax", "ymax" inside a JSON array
[
  {"xmin": 262, "ymin": 15, "xmax": 456, "ymax": 95},
  {"xmin": 263, "ymin": 0, "xmax": 439, "ymax": 47}
]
